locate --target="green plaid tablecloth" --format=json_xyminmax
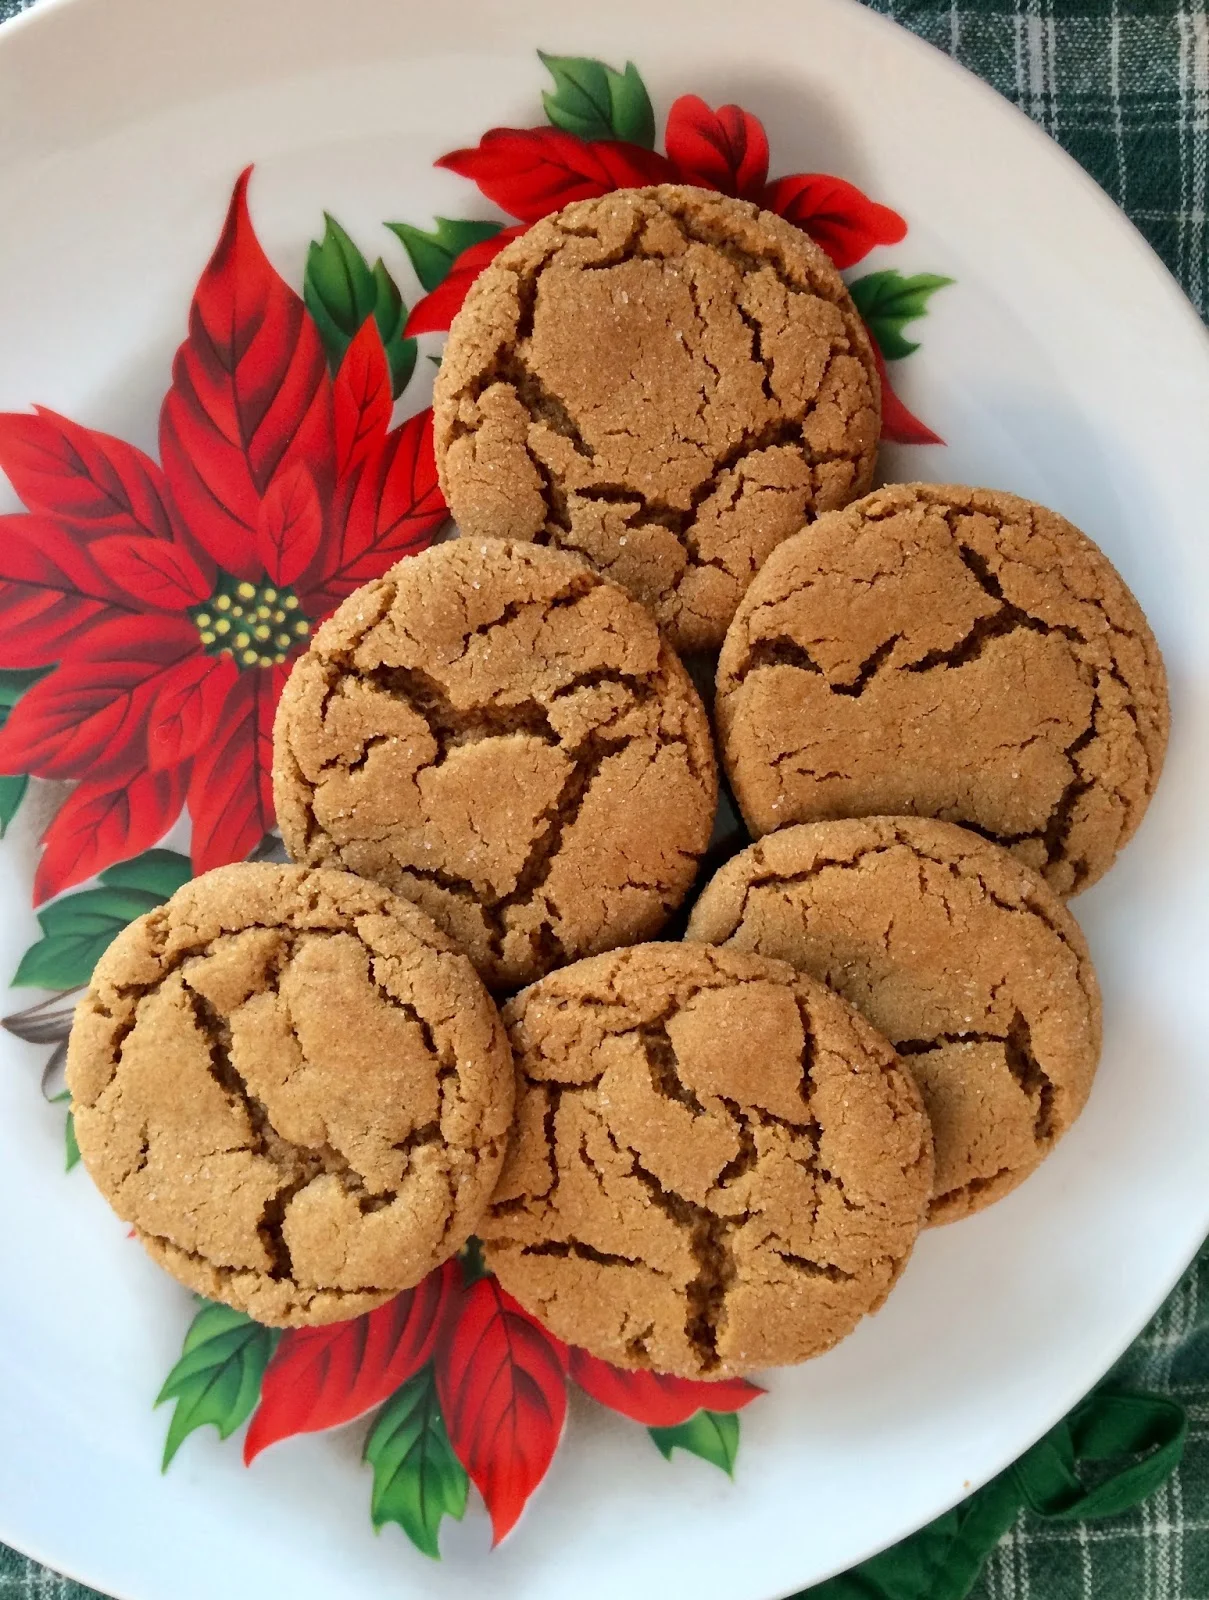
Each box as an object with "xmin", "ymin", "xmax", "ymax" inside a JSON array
[{"xmin": 1, "ymin": 0, "xmax": 1206, "ymax": 1595}]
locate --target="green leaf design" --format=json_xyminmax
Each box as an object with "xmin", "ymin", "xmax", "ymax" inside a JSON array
[
  {"xmin": 0, "ymin": 667, "xmax": 48, "ymax": 837},
  {"xmin": 12, "ymin": 848, "xmax": 193, "ymax": 990},
  {"xmin": 371, "ymin": 259, "xmax": 416, "ymax": 396},
  {"xmin": 304, "ymin": 214, "xmax": 417, "ymax": 398},
  {"xmin": 0, "ymin": 667, "xmax": 48, "ymax": 711},
  {"xmin": 0, "ymin": 775, "xmax": 29, "ymax": 838},
  {"xmin": 848, "ymin": 270, "xmax": 954, "ymax": 361},
  {"xmin": 51, "ymin": 1090, "xmax": 80, "ymax": 1171},
  {"xmin": 607, "ymin": 61, "xmax": 657, "ymax": 149},
  {"xmin": 538, "ymin": 52, "xmax": 656, "ymax": 147},
  {"xmin": 306, "ymin": 213, "xmax": 376, "ymax": 347},
  {"xmin": 458, "ymin": 1235, "xmax": 490, "ymax": 1285},
  {"xmin": 64, "ymin": 1106, "xmax": 79, "ymax": 1171},
  {"xmin": 156, "ymin": 1303, "xmax": 277, "ymax": 1470},
  {"xmin": 364, "ymin": 1364, "xmax": 469, "ymax": 1558},
  {"xmin": 649, "ymin": 1410, "xmax": 741, "ymax": 1476},
  {"xmin": 386, "ymin": 217, "xmax": 504, "ymax": 294},
  {"xmin": 99, "ymin": 848, "xmax": 192, "ymax": 899}
]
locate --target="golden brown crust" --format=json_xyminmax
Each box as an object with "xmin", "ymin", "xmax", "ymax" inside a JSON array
[
  {"xmin": 433, "ymin": 185, "xmax": 881, "ymax": 652},
  {"xmin": 273, "ymin": 539, "xmax": 717, "ymax": 992},
  {"xmin": 480, "ymin": 942, "xmax": 932, "ymax": 1377},
  {"xmin": 65, "ymin": 863, "xmax": 515, "ymax": 1326},
  {"xmin": 686, "ymin": 817, "xmax": 1102, "ymax": 1223},
  {"xmin": 716, "ymin": 483, "xmax": 1169, "ymax": 895}
]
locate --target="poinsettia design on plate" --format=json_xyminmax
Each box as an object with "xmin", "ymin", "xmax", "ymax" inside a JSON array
[
  {"xmin": 0, "ymin": 46, "xmax": 952, "ymax": 976},
  {"xmin": 394, "ymin": 50, "xmax": 952, "ymax": 444},
  {"xmin": 0, "ymin": 43, "xmax": 954, "ymax": 1557},
  {"xmin": 157, "ymin": 1246, "xmax": 762, "ymax": 1556},
  {"xmin": 0, "ymin": 169, "xmax": 444, "ymax": 907}
]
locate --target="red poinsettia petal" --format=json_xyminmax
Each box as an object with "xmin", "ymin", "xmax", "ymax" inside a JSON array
[
  {"xmin": 90, "ymin": 533, "xmax": 214, "ymax": 611},
  {"xmin": 302, "ymin": 409, "xmax": 445, "ymax": 614},
  {"xmin": 567, "ymin": 1347, "xmax": 763, "ymax": 1427},
  {"xmin": 762, "ymin": 174, "xmax": 907, "ymax": 270},
  {"xmin": 435, "ymin": 1275, "xmax": 569, "ymax": 1546},
  {"xmin": 160, "ymin": 168, "xmax": 334, "ymax": 580},
  {"xmin": 403, "ymin": 227, "xmax": 526, "ymax": 338},
  {"xmin": 34, "ymin": 761, "xmax": 190, "ymax": 904},
  {"xmin": 244, "ymin": 1261, "xmax": 458, "ymax": 1464},
  {"xmin": 147, "ymin": 652, "xmax": 237, "ymax": 772},
  {"xmin": 437, "ymin": 128, "xmax": 675, "ymax": 224},
  {"xmin": 870, "ymin": 341, "xmax": 944, "ymax": 445},
  {"xmin": 665, "ymin": 95, "xmax": 769, "ymax": 200},
  {"xmin": 256, "ymin": 462, "xmax": 323, "ymax": 588},
  {"xmin": 333, "ymin": 319, "xmax": 392, "ymax": 481},
  {"xmin": 0, "ymin": 614, "xmax": 199, "ymax": 782},
  {"xmin": 0, "ymin": 513, "xmax": 138, "ymax": 666},
  {"xmin": 0, "ymin": 406, "xmax": 179, "ymax": 541},
  {"xmin": 187, "ymin": 663, "xmax": 284, "ymax": 872}
]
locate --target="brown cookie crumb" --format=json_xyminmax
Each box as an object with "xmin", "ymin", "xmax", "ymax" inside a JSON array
[
  {"xmin": 716, "ymin": 483, "xmax": 1169, "ymax": 895},
  {"xmin": 273, "ymin": 539, "xmax": 717, "ymax": 993},
  {"xmin": 66, "ymin": 864, "xmax": 514, "ymax": 1326},
  {"xmin": 687, "ymin": 817, "xmax": 1102, "ymax": 1223},
  {"xmin": 480, "ymin": 942, "xmax": 932, "ymax": 1378},
  {"xmin": 433, "ymin": 185, "xmax": 880, "ymax": 652}
]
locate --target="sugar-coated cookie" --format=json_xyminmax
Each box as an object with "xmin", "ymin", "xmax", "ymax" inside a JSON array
[
  {"xmin": 481, "ymin": 942, "xmax": 932, "ymax": 1377},
  {"xmin": 716, "ymin": 483, "xmax": 1168, "ymax": 895},
  {"xmin": 688, "ymin": 817, "xmax": 1102, "ymax": 1222},
  {"xmin": 273, "ymin": 539, "xmax": 717, "ymax": 992},
  {"xmin": 66, "ymin": 864, "xmax": 514, "ymax": 1326},
  {"xmin": 434, "ymin": 185, "xmax": 880, "ymax": 652}
]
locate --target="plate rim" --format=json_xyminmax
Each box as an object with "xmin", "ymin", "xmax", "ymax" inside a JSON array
[{"xmin": 0, "ymin": 0, "xmax": 1206, "ymax": 1593}]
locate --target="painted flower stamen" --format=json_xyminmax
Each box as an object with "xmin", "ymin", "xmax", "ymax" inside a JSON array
[{"xmin": 190, "ymin": 573, "xmax": 310, "ymax": 669}]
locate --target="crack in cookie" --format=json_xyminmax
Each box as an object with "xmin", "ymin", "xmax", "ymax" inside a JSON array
[
  {"xmin": 480, "ymin": 942, "xmax": 932, "ymax": 1379},
  {"xmin": 716, "ymin": 482, "xmax": 1169, "ymax": 895},
  {"xmin": 433, "ymin": 185, "xmax": 881, "ymax": 652},
  {"xmin": 274, "ymin": 539, "xmax": 718, "ymax": 992},
  {"xmin": 65, "ymin": 864, "xmax": 515, "ymax": 1327},
  {"xmin": 687, "ymin": 816, "xmax": 1102, "ymax": 1224}
]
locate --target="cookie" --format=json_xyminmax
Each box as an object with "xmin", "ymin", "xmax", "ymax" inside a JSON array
[
  {"xmin": 687, "ymin": 817, "xmax": 1102, "ymax": 1223},
  {"xmin": 716, "ymin": 483, "xmax": 1169, "ymax": 895},
  {"xmin": 480, "ymin": 942, "xmax": 932, "ymax": 1378},
  {"xmin": 433, "ymin": 184, "xmax": 881, "ymax": 653},
  {"xmin": 273, "ymin": 539, "xmax": 717, "ymax": 993},
  {"xmin": 66, "ymin": 864, "xmax": 514, "ymax": 1326}
]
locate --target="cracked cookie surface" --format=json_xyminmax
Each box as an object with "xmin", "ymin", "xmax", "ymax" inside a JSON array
[
  {"xmin": 273, "ymin": 539, "xmax": 717, "ymax": 993},
  {"xmin": 716, "ymin": 483, "xmax": 1169, "ymax": 895},
  {"xmin": 65, "ymin": 864, "xmax": 514, "ymax": 1326},
  {"xmin": 433, "ymin": 184, "xmax": 880, "ymax": 653},
  {"xmin": 686, "ymin": 817, "xmax": 1102, "ymax": 1223},
  {"xmin": 480, "ymin": 942, "xmax": 932, "ymax": 1378}
]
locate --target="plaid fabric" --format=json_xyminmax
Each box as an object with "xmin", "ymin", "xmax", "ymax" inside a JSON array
[
  {"xmin": 0, "ymin": 0, "xmax": 1206, "ymax": 1596},
  {"xmin": 968, "ymin": 1242, "xmax": 1209, "ymax": 1600},
  {"xmin": 867, "ymin": 0, "xmax": 1209, "ymax": 318}
]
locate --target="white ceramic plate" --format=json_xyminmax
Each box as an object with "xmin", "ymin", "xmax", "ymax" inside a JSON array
[{"xmin": 1, "ymin": 1, "xmax": 1208, "ymax": 1596}]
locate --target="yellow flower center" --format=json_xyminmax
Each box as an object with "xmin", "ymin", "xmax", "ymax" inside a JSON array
[{"xmin": 191, "ymin": 575, "xmax": 310, "ymax": 668}]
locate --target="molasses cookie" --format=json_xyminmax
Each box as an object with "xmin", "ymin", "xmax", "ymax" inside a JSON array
[
  {"xmin": 273, "ymin": 539, "xmax": 717, "ymax": 992},
  {"xmin": 687, "ymin": 817, "xmax": 1102, "ymax": 1222},
  {"xmin": 433, "ymin": 185, "xmax": 881, "ymax": 652},
  {"xmin": 480, "ymin": 942, "xmax": 932, "ymax": 1378},
  {"xmin": 716, "ymin": 483, "xmax": 1168, "ymax": 895},
  {"xmin": 66, "ymin": 864, "xmax": 514, "ymax": 1326}
]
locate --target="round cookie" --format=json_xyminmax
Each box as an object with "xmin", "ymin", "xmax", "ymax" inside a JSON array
[
  {"xmin": 273, "ymin": 538, "xmax": 717, "ymax": 993},
  {"xmin": 66, "ymin": 863, "xmax": 515, "ymax": 1326},
  {"xmin": 433, "ymin": 184, "xmax": 881, "ymax": 653},
  {"xmin": 480, "ymin": 942, "xmax": 932, "ymax": 1378},
  {"xmin": 716, "ymin": 483, "xmax": 1169, "ymax": 895},
  {"xmin": 686, "ymin": 817, "xmax": 1102, "ymax": 1223}
]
